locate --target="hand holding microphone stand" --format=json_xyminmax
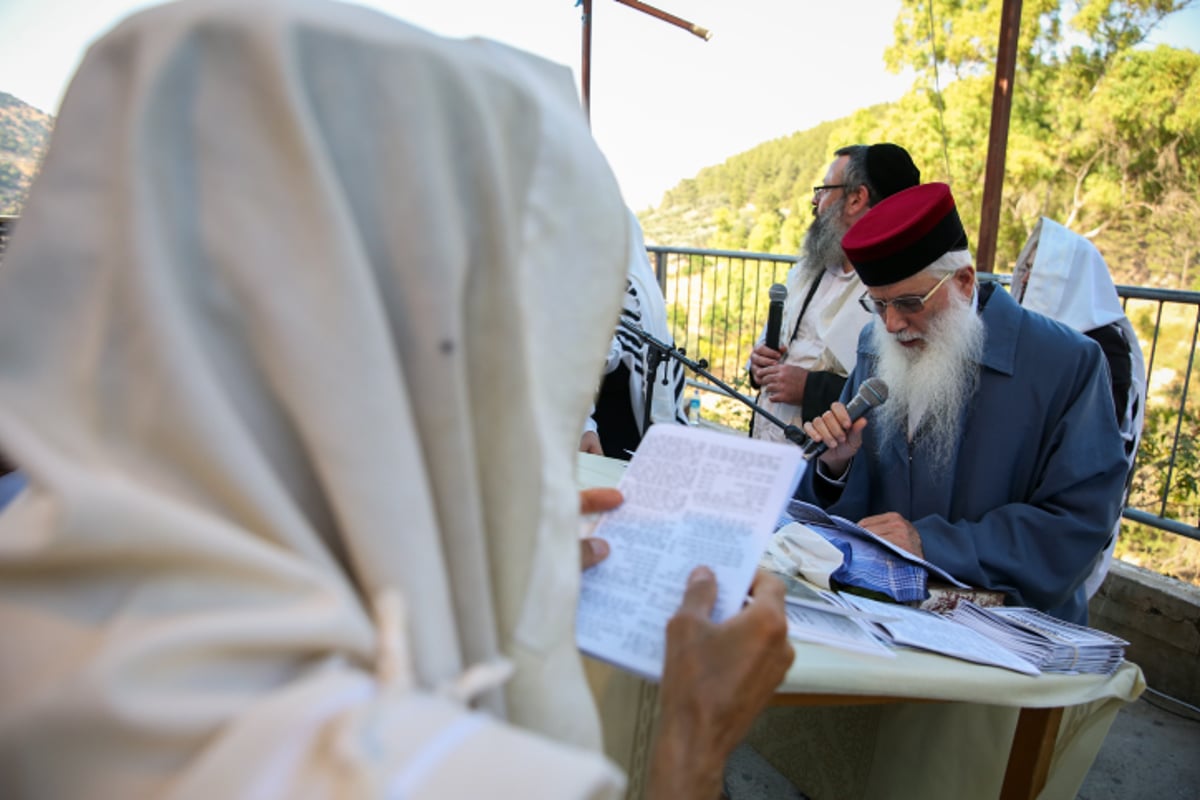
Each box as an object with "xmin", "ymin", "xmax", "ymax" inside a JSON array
[{"xmin": 618, "ymin": 318, "xmax": 811, "ymax": 448}]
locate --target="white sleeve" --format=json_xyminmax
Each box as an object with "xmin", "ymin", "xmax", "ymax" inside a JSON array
[{"xmin": 604, "ymin": 331, "xmax": 623, "ymax": 374}]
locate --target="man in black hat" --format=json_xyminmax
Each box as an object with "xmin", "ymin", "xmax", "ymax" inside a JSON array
[
  {"xmin": 748, "ymin": 143, "xmax": 920, "ymax": 442},
  {"xmin": 800, "ymin": 182, "xmax": 1128, "ymax": 624}
]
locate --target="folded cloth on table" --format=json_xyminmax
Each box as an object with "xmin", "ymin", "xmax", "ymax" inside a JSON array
[
  {"xmin": 766, "ymin": 518, "xmax": 928, "ymax": 603},
  {"xmin": 822, "ymin": 529, "xmax": 929, "ymax": 603},
  {"xmin": 772, "ymin": 500, "xmax": 970, "ymax": 604},
  {"xmin": 760, "ymin": 522, "xmax": 846, "ymax": 589}
]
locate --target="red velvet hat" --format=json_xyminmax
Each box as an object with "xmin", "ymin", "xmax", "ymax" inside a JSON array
[{"xmin": 841, "ymin": 182, "xmax": 969, "ymax": 287}]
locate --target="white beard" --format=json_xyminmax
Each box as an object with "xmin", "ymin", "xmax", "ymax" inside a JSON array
[{"xmin": 868, "ymin": 288, "xmax": 986, "ymax": 473}]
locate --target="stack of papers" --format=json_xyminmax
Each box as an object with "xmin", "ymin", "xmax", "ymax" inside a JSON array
[
  {"xmin": 756, "ymin": 565, "xmax": 1130, "ymax": 675},
  {"xmin": 841, "ymin": 594, "xmax": 1042, "ymax": 675},
  {"xmin": 747, "ymin": 571, "xmax": 1133, "ymax": 677},
  {"xmin": 947, "ymin": 602, "xmax": 1129, "ymax": 675}
]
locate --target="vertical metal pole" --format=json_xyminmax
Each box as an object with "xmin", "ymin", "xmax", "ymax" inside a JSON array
[
  {"xmin": 581, "ymin": 0, "xmax": 593, "ymax": 124},
  {"xmin": 976, "ymin": 0, "xmax": 1023, "ymax": 274}
]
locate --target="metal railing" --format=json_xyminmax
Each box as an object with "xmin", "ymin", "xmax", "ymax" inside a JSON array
[
  {"xmin": 648, "ymin": 245, "xmax": 1200, "ymax": 543},
  {"xmin": 1, "ymin": 219, "xmax": 1194, "ymax": 542}
]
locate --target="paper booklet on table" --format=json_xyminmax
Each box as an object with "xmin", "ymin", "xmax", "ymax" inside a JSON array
[
  {"xmin": 775, "ymin": 572, "xmax": 897, "ymax": 659},
  {"xmin": 576, "ymin": 424, "xmax": 806, "ymax": 681}
]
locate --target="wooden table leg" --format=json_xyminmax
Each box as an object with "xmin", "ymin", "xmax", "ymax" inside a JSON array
[{"xmin": 1000, "ymin": 706, "xmax": 1064, "ymax": 800}]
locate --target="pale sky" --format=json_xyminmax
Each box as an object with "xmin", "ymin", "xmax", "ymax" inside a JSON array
[{"xmin": 2, "ymin": 0, "xmax": 1198, "ymax": 210}]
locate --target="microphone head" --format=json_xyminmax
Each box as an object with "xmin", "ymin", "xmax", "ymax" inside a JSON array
[
  {"xmin": 860, "ymin": 377, "xmax": 888, "ymax": 408},
  {"xmin": 769, "ymin": 283, "xmax": 787, "ymax": 303}
]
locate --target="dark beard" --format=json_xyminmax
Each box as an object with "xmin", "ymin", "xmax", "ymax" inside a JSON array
[{"xmin": 802, "ymin": 197, "xmax": 848, "ymax": 272}]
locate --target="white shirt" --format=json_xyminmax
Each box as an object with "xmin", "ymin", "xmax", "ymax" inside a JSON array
[{"xmin": 750, "ymin": 259, "xmax": 872, "ymax": 443}]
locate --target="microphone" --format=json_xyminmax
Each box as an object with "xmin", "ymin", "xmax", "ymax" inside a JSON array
[
  {"xmin": 764, "ymin": 283, "xmax": 787, "ymax": 351},
  {"xmin": 801, "ymin": 378, "xmax": 889, "ymax": 460}
]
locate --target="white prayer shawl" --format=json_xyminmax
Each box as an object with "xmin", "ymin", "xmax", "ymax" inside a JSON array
[
  {"xmin": 592, "ymin": 211, "xmax": 688, "ymax": 433},
  {"xmin": 583, "ymin": 219, "xmax": 685, "ymax": 440},
  {"xmin": 1013, "ymin": 217, "xmax": 1147, "ymax": 596},
  {"xmin": 0, "ymin": 2, "xmax": 627, "ymax": 797}
]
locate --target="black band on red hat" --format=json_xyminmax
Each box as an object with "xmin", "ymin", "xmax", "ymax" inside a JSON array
[{"xmin": 841, "ymin": 183, "xmax": 969, "ymax": 287}]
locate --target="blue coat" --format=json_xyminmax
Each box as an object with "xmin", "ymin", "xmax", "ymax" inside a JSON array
[{"xmin": 799, "ymin": 283, "xmax": 1128, "ymax": 623}]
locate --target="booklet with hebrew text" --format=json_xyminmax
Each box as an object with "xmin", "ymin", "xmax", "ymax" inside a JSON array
[{"xmin": 576, "ymin": 424, "xmax": 806, "ymax": 680}]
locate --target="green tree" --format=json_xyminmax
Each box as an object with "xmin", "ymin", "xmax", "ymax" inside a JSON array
[
  {"xmin": 746, "ymin": 211, "xmax": 783, "ymax": 253},
  {"xmin": 710, "ymin": 208, "xmax": 749, "ymax": 251}
]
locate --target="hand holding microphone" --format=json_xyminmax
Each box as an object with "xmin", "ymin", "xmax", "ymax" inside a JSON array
[
  {"xmin": 764, "ymin": 283, "xmax": 787, "ymax": 351},
  {"xmin": 751, "ymin": 284, "xmax": 788, "ymax": 390},
  {"xmin": 801, "ymin": 378, "xmax": 888, "ymax": 467}
]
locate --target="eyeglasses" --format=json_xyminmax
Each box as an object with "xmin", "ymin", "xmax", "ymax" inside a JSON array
[
  {"xmin": 858, "ymin": 272, "xmax": 954, "ymax": 317},
  {"xmin": 812, "ymin": 184, "xmax": 847, "ymax": 197}
]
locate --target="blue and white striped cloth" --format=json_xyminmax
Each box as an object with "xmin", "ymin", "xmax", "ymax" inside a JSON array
[{"xmin": 778, "ymin": 499, "xmax": 967, "ymax": 603}]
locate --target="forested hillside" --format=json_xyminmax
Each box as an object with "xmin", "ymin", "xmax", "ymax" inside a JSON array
[
  {"xmin": 639, "ymin": 116, "xmax": 846, "ymax": 251},
  {"xmin": 641, "ymin": 0, "xmax": 1200, "ymax": 291},
  {"xmin": 0, "ymin": 93, "xmax": 53, "ymax": 215}
]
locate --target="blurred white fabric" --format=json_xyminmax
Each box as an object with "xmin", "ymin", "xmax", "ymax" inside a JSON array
[{"xmin": 0, "ymin": 1, "xmax": 630, "ymax": 797}]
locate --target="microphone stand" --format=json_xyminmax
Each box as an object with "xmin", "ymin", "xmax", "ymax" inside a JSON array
[{"xmin": 618, "ymin": 319, "xmax": 810, "ymax": 448}]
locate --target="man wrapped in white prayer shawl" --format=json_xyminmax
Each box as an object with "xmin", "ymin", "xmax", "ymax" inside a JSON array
[
  {"xmin": 1011, "ymin": 218, "xmax": 1147, "ymax": 598},
  {"xmin": 0, "ymin": 2, "xmax": 793, "ymax": 798}
]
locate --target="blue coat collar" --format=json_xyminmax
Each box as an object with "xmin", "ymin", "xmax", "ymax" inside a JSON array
[{"xmin": 977, "ymin": 282, "xmax": 1020, "ymax": 377}]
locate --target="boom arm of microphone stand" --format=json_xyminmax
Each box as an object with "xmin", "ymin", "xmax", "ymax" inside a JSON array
[{"xmin": 617, "ymin": 319, "xmax": 810, "ymax": 447}]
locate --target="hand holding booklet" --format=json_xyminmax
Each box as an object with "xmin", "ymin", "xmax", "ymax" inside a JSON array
[{"xmin": 575, "ymin": 424, "xmax": 805, "ymax": 680}]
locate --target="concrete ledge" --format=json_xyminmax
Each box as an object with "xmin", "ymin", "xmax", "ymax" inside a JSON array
[{"xmin": 1089, "ymin": 560, "xmax": 1200, "ymax": 706}]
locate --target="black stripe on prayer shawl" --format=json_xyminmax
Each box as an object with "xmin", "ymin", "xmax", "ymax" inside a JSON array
[
  {"xmin": 670, "ymin": 361, "xmax": 688, "ymax": 425},
  {"xmin": 614, "ymin": 303, "xmax": 645, "ymax": 358},
  {"xmin": 614, "ymin": 329, "xmax": 643, "ymax": 357},
  {"xmin": 615, "ymin": 276, "xmax": 689, "ymax": 425}
]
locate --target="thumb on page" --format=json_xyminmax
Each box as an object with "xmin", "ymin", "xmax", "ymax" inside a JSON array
[{"xmin": 676, "ymin": 566, "xmax": 718, "ymax": 619}]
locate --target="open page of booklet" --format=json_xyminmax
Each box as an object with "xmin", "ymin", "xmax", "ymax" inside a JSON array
[{"xmin": 576, "ymin": 425, "xmax": 805, "ymax": 680}]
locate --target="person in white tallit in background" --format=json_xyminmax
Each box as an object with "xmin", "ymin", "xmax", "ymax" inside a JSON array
[
  {"xmin": 1011, "ymin": 218, "xmax": 1147, "ymax": 597},
  {"xmin": 0, "ymin": 2, "xmax": 794, "ymax": 797},
  {"xmin": 580, "ymin": 210, "xmax": 689, "ymax": 459}
]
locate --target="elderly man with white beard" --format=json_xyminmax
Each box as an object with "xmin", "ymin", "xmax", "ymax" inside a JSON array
[{"xmin": 799, "ymin": 182, "xmax": 1128, "ymax": 625}]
